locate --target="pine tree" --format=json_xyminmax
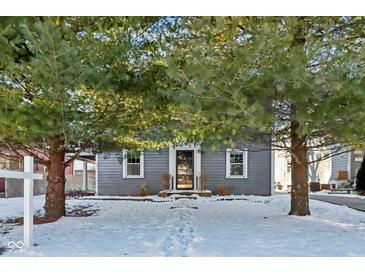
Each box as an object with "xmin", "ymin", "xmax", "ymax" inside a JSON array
[
  {"xmin": 166, "ymin": 16, "xmax": 365, "ymax": 216},
  {"xmin": 0, "ymin": 17, "xmax": 178, "ymax": 218},
  {"xmin": 356, "ymin": 155, "xmax": 365, "ymax": 192}
]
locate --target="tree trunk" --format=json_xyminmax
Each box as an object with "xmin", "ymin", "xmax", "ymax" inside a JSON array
[
  {"xmin": 289, "ymin": 120, "xmax": 310, "ymax": 216},
  {"xmin": 44, "ymin": 139, "xmax": 66, "ymax": 218}
]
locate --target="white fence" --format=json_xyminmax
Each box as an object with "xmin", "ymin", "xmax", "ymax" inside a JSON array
[{"xmin": 0, "ymin": 156, "xmax": 43, "ymax": 248}]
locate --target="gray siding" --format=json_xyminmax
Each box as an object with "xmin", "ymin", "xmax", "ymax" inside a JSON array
[
  {"xmin": 201, "ymin": 144, "xmax": 271, "ymax": 196},
  {"xmin": 97, "ymin": 143, "xmax": 272, "ymax": 196},
  {"xmin": 330, "ymin": 151, "xmax": 348, "ymax": 181},
  {"xmin": 5, "ymin": 178, "xmax": 46, "ymax": 198},
  {"xmin": 352, "ymin": 150, "xmax": 364, "ymax": 180},
  {"xmin": 98, "ymin": 150, "xmax": 169, "ymax": 195}
]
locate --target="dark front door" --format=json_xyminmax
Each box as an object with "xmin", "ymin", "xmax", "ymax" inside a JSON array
[
  {"xmin": 0, "ymin": 178, "xmax": 5, "ymax": 192},
  {"xmin": 176, "ymin": 150, "xmax": 194, "ymax": 190}
]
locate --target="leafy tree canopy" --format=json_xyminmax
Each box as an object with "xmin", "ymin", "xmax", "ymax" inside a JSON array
[
  {"xmin": 166, "ymin": 17, "xmax": 365, "ymax": 151},
  {"xmin": 0, "ymin": 17, "xmax": 182, "ymax": 164}
]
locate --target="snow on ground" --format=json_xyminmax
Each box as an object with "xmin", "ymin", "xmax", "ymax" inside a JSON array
[
  {"xmin": 0, "ymin": 195, "xmax": 46, "ymax": 221},
  {"xmin": 1, "ymin": 194, "xmax": 365, "ymax": 256},
  {"xmin": 311, "ymin": 191, "xmax": 365, "ymax": 199}
]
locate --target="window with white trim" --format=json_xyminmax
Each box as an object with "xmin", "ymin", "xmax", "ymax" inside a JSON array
[
  {"xmin": 123, "ymin": 150, "xmax": 144, "ymax": 178},
  {"xmin": 226, "ymin": 149, "xmax": 248, "ymax": 178},
  {"xmin": 285, "ymin": 155, "xmax": 291, "ymax": 173},
  {"xmin": 0, "ymin": 157, "xmax": 10, "ymax": 169}
]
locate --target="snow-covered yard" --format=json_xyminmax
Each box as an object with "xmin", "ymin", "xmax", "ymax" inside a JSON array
[{"xmin": 1, "ymin": 194, "xmax": 365, "ymax": 256}]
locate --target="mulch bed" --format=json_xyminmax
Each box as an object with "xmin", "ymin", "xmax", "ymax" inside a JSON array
[
  {"xmin": 215, "ymin": 197, "xmax": 249, "ymax": 201},
  {"xmin": 66, "ymin": 204, "xmax": 99, "ymax": 217},
  {"xmin": 81, "ymin": 197, "xmax": 171, "ymax": 203},
  {"xmin": 3, "ymin": 204, "xmax": 99, "ymax": 226},
  {"xmin": 5, "ymin": 216, "xmax": 59, "ymax": 225},
  {"xmin": 170, "ymin": 206, "xmax": 198, "ymax": 210}
]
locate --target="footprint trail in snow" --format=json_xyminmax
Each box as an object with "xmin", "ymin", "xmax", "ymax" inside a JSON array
[{"xmin": 162, "ymin": 198, "xmax": 197, "ymax": 256}]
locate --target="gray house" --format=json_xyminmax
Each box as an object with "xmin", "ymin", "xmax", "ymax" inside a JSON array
[
  {"xmin": 96, "ymin": 142, "xmax": 273, "ymax": 196},
  {"xmin": 329, "ymin": 149, "xmax": 364, "ymax": 183}
]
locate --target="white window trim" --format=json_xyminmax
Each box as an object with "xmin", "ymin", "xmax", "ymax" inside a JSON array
[
  {"xmin": 95, "ymin": 154, "xmax": 99, "ymax": 195},
  {"xmin": 226, "ymin": 148, "xmax": 248, "ymax": 179},
  {"xmin": 122, "ymin": 150, "xmax": 144, "ymax": 179}
]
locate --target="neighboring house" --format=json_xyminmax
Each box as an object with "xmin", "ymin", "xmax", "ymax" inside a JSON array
[
  {"xmin": 0, "ymin": 153, "xmax": 96, "ymax": 198},
  {"xmin": 65, "ymin": 154, "xmax": 96, "ymax": 192},
  {"xmin": 96, "ymin": 142, "xmax": 273, "ymax": 196},
  {"xmin": 72, "ymin": 160, "xmax": 96, "ymax": 176},
  {"xmin": 65, "ymin": 158, "xmax": 96, "ymax": 176},
  {"xmin": 330, "ymin": 149, "xmax": 364, "ymax": 183},
  {"xmin": 275, "ymin": 148, "xmax": 332, "ymax": 191},
  {"xmin": 0, "ymin": 155, "xmax": 46, "ymax": 198},
  {"xmin": 275, "ymin": 147, "xmax": 364, "ymax": 191},
  {"xmin": 0, "ymin": 157, "xmax": 7, "ymax": 196}
]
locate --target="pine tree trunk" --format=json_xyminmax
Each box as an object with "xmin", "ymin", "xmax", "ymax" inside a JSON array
[
  {"xmin": 44, "ymin": 139, "xmax": 66, "ymax": 218},
  {"xmin": 289, "ymin": 120, "xmax": 310, "ymax": 216}
]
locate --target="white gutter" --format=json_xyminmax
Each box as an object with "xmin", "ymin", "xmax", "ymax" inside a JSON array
[
  {"xmin": 347, "ymin": 150, "xmax": 352, "ymax": 180},
  {"xmin": 271, "ymin": 144, "xmax": 275, "ymax": 196},
  {"xmin": 95, "ymin": 154, "xmax": 99, "ymax": 195}
]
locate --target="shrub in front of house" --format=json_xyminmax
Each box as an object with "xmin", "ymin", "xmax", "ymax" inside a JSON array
[
  {"xmin": 138, "ymin": 184, "xmax": 149, "ymax": 196},
  {"xmin": 217, "ymin": 184, "xmax": 225, "ymax": 196},
  {"xmin": 160, "ymin": 172, "xmax": 170, "ymax": 191},
  {"xmin": 200, "ymin": 172, "xmax": 208, "ymax": 192},
  {"xmin": 66, "ymin": 189, "xmax": 89, "ymax": 199}
]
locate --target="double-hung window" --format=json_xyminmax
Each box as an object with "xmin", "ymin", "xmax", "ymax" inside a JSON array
[
  {"xmin": 226, "ymin": 149, "xmax": 248, "ymax": 178},
  {"xmin": 0, "ymin": 157, "xmax": 9, "ymax": 169},
  {"xmin": 286, "ymin": 155, "xmax": 291, "ymax": 173},
  {"xmin": 122, "ymin": 150, "xmax": 144, "ymax": 178}
]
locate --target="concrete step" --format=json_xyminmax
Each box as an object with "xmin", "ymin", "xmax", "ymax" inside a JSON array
[{"xmin": 158, "ymin": 190, "xmax": 212, "ymax": 197}]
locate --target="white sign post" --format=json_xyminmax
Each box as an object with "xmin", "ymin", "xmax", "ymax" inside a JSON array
[
  {"xmin": 23, "ymin": 156, "xmax": 34, "ymax": 247},
  {"xmin": 0, "ymin": 156, "xmax": 43, "ymax": 248}
]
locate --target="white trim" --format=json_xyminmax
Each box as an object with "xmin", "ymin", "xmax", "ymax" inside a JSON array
[
  {"xmin": 23, "ymin": 156, "xmax": 33, "ymax": 248},
  {"xmin": 195, "ymin": 147, "xmax": 201, "ymax": 191},
  {"xmin": 271, "ymin": 145, "xmax": 275, "ymax": 195},
  {"xmin": 168, "ymin": 143, "xmax": 201, "ymax": 190},
  {"xmin": 0, "ymin": 170, "xmax": 42, "ymax": 180},
  {"xmin": 347, "ymin": 150, "xmax": 352, "ymax": 180},
  {"xmin": 0, "ymin": 156, "xmax": 43, "ymax": 248},
  {"xmin": 82, "ymin": 161, "xmax": 88, "ymax": 191},
  {"xmin": 168, "ymin": 146, "xmax": 175, "ymax": 190},
  {"xmin": 122, "ymin": 150, "xmax": 144, "ymax": 179},
  {"xmin": 140, "ymin": 151, "xmax": 145, "ymax": 178},
  {"xmin": 95, "ymin": 154, "xmax": 99, "ymax": 195},
  {"xmin": 226, "ymin": 148, "xmax": 248, "ymax": 179}
]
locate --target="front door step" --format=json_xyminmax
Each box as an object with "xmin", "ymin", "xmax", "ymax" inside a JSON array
[
  {"xmin": 170, "ymin": 206, "xmax": 198, "ymax": 209},
  {"xmin": 158, "ymin": 190, "xmax": 212, "ymax": 198}
]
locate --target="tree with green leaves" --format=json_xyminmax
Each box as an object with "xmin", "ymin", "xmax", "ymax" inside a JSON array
[
  {"xmin": 0, "ymin": 17, "xmax": 178, "ymax": 218},
  {"xmin": 166, "ymin": 16, "xmax": 365, "ymax": 216}
]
